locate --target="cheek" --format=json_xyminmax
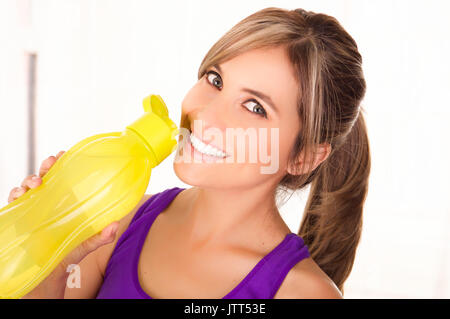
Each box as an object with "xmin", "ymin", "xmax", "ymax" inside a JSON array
[
  {"xmin": 277, "ymin": 116, "xmax": 301, "ymax": 167},
  {"xmin": 265, "ymin": 127, "xmax": 293, "ymax": 173}
]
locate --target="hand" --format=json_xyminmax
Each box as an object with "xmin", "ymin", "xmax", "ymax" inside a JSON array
[
  {"xmin": 7, "ymin": 151, "xmax": 119, "ymax": 298},
  {"xmin": 7, "ymin": 151, "xmax": 66, "ymax": 203}
]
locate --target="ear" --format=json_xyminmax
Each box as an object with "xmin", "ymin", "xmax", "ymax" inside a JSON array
[{"xmin": 287, "ymin": 143, "xmax": 331, "ymax": 176}]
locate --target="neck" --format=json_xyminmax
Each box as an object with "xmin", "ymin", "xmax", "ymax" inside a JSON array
[{"xmin": 178, "ymin": 182, "xmax": 288, "ymax": 247}]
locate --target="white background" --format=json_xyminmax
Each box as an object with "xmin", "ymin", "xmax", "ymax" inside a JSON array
[{"xmin": 1, "ymin": 0, "xmax": 449, "ymax": 298}]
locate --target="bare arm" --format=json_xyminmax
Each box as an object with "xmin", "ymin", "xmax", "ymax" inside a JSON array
[
  {"xmin": 10, "ymin": 151, "xmax": 153, "ymax": 299},
  {"xmin": 64, "ymin": 193, "xmax": 153, "ymax": 299}
]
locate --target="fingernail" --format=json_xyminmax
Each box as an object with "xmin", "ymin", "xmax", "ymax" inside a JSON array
[
  {"xmin": 111, "ymin": 225, "xmax": 118, "ymax": 236},
  {"xmin": 32, "ymin": 176, "xmax": 39, "ymax": 181},
  {"xmin": 101, "ymin": 228, "xmax": 111, "ymax": 240},
  {"xmin": 103, "ymin": 226, "xmax": 113, "ymax": 239},
  {"xmin": 111, "ymin": 224, "xmax": 120, "ymax": 237}
]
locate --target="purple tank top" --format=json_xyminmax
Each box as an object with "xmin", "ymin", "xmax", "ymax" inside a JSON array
[{"xmin": 96, "ymin": 187, "xmax": 310, "ymax": 299}]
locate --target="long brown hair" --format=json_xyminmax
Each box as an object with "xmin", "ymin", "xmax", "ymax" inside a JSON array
[{"xmin": 197, "ymin": 7, "xmax": 370, "ymax": 294}]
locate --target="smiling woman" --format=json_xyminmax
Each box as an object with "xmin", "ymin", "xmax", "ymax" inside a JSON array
[
  {"xmin": 15, "ymin": 6, "xmax": 368, "ymax": 300},
  {"xmin": 173, "ymin": 6, "xmax": 370, "ymax": 296},
  {"xmin": 94, "ymin": 7, "xmax": 369, "ymax": 299}
]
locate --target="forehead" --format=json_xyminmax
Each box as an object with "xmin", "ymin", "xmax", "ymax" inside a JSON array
[{"xmin": 219, "ymin": 47, "xmax": 299, "ymax": 113}]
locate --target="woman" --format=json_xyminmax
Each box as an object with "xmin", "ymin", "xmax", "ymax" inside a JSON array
[{"xmin": 12, "ymin": 7, "xmax": 370, "ymax": 298}]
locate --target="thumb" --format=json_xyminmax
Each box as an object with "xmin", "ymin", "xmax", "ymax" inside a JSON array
[{"xmin": 60, "ymin": 221, "xmax": 120, "ymax": 269}]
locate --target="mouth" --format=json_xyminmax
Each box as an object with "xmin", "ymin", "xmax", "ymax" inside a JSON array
[{"xmin": 183, "ymin": 126, "xmax": 229, "ymax": 159}]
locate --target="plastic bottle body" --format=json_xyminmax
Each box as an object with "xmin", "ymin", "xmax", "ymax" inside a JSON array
[{"xmin": 0, "ymin": 128, "xmax": 156, "ymax": 298}]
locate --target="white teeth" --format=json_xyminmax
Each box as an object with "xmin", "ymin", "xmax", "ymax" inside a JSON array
[{"xmin": 189, "ymin": 132, "xmax": 226, "ymax": 158}]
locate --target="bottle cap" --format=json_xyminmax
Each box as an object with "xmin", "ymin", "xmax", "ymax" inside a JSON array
[{"xmin": 126, "ymin": 95, "xmax": 179, "ymax": 165}]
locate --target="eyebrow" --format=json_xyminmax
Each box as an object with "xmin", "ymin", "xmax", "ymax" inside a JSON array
[{"xmin": 213, "ymin": 64, "xmax": 279, "ymax": 115}]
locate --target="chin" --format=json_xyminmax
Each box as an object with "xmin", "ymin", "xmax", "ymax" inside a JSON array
[
  {"xmin": 173, "ymin": 159, "xmax": 225, "ymax": 188},
  {"xmin": 172, "ymin": 135, "xmax": 229, "ymax": 187},
  {"xmin": 173, "ymin": 159, "xmax": 201, "ymax": 187},
  {"xmin": 173, "ymin": 159, "xmax": 272, "ymax": 192}
]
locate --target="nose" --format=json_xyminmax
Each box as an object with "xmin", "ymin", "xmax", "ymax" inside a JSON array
[{"xmin": 187, "ymin": 96, "xmax": 229, "ymax": 134}]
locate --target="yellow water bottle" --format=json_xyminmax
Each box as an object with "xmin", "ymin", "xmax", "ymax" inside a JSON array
[{"xmin": 0, "ymin": 95, "xmax": 179, "ymax": 298}]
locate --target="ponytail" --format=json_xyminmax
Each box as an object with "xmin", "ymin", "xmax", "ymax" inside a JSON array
[{"xmin": 298, "ymin": 111, "xmax": 371, "ymax": 294}]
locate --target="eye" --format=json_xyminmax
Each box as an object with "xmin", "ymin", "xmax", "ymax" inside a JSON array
[
  {"xmin": 205, "ymin": 69, "xmax": 267, "ymax": 119},
  {"xmin": 205, "ymin": 70, "xmax": 223, "ymax": 89},
  {"xmin": 243, "ymin": 99, "xmax": 267, "ymax": 118}
]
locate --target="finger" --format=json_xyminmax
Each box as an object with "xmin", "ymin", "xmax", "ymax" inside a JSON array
[
  {"xmin": 62, "ymin": 222, "xmax": 120, "ymax": 266},
  {"xmin": 56, "ymin": 150, "xmax": 65, "ymax": 160},
  {"xmin": 39, "ymin": 156, "xmax": 57, "ymax": 177},
  {"xmin": 8, "ymin": 187, "xmax": 26, "ymax": 203},
  {"xmin": 20, "ymin": 174, "xmax": 42, "ymax": 191},
  {"xmin": 98, "ymin": 221, "xmax": 120, "ymax": 242}
]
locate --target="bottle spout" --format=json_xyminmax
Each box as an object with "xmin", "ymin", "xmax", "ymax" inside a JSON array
[
  {"xmin": 126, "ymin": 95, "xmax": 179, "ymax": 165},
  {"xmin": 143, "ymin": 95, "xmax": 167, "ymax": 117}
]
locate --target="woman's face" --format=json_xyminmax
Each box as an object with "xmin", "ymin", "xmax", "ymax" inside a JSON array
[{"xmin": 173, "ymin": 46, "xmax": 300, "ymax": 190}]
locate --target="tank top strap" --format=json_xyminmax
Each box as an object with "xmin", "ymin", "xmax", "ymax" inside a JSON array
[
  {"xmin": 96, "ymin": 187, "xmax": 185, "ymax": 299},
  {"xmin": 224, "ymin": 233, "xmax": 310, "ymax": 299},
  {"xmin": 113, "ymin": 186, "xmax": 185, "ymax": 257},
  {"xmin": 128, "ymin": 187, "xmax": 180, "ymax": 223}
]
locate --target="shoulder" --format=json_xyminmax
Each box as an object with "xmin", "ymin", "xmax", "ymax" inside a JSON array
[{"xmin": 273, "ymin": 257, "xmax": 343, "ymax": 299}]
